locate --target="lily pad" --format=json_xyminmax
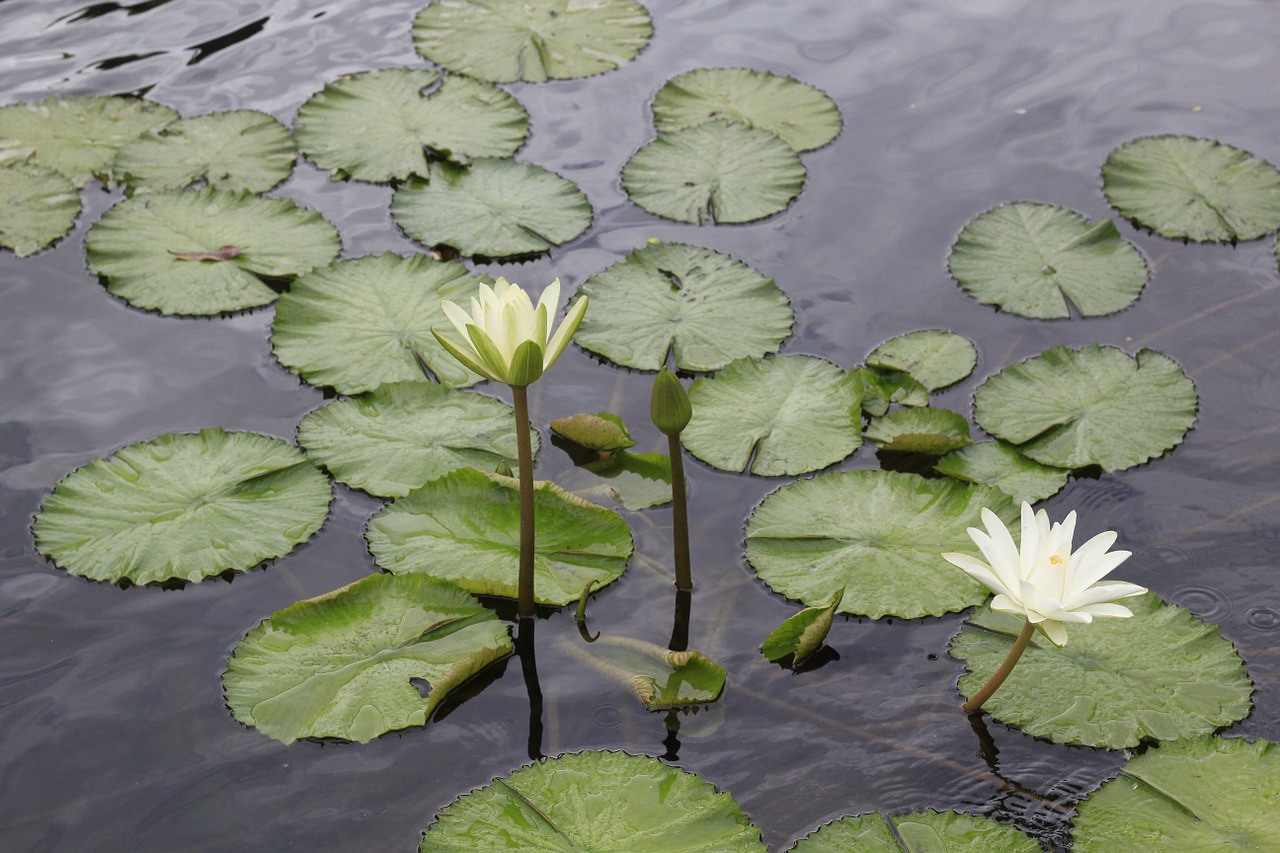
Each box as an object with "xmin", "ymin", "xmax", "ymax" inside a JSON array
[
  {"xmin": 856, "ymin": 366, "xmax": 930, "ymax": 417},
  {"xmin": 791, "ymin": 810, "xmax": 1040, "ymax": 853},
  {"xmin": 550, "ymin": 412, "xmax": 635, "ymax": 452},
  {"xmin": 761, "ymin": 588, "xmax": 843, "ymax": 667},
  {"xmin": 934, "ymin": 441, "xmax": 1070, "ymax": 504},
  {"xmin": 745, "ymin": 469, "xmax": 1017, "ymax": 619},
  {"xmin": 864, "ymin": 407, "xmax": 971, "ymax": 455},
  {"xmin": 271, "ymin": 252, "xmax": 488, "ymax": 394},
  {"xmin": 566, "ymin": 636, "xmax": 727, "ymax": 711},
  {"xmin": 622, "ymin": 120, "xmax": 807, "ymax": 224},
  {"xmin": 224, "ymin": 572, "xmax": 511, "ymax": 744},
  {"xmin": 113, "ymin": 109, "xmax": 296, "ymax": 193},
  {"xmin": 297, "ymin": 382, "xmax": 536, "ymax": 497},
  {"xmin": 1102, "ymin": 135, "xmax": 1280, "ymax": 242},
  {"xmin": 949, "ymin": 594, "xmax": 1253, "ymax": 748},
  {"xmin": 866, "ymin": 330, "xmax": 978, "ymax": 391},
  {"xmin": 33, "ymin": 428, "xmax": 332, "ymax": 585},
  {"xmin": 574, "ymin": 241, "xmax": 794, "ymax": 371},
  {"xmin": 392, "ymin": 159, "xmax": 592, "ymax": 258},
  {"xmin": 652, "ymin": 67, "xmax": 842, "ymax": 152},
  {"xmin": 948, "ymin": 203, "xmax": 1149, "ymax": 319},
  {"xmin": 0, "ymin": 95, "xmax": 178, "ymax": 186},
  {"xmin": 0, "ymin": 162, "xmax": 80, "ymax": 256},
  {"xmin": 682, "ymin": 355, "xmax": 862, "ymax": 477},
  {"xmin": 1072, "ymin": 736, "xmax": 1280, "ymax": 851},
  {"xmin": 84, "ymin": 186, "xmax": 341, "ymax": 315},
  {"xmin": 411, "ymin": 0, "xmax": 653, "ymax": 83},
  {"xmin": 294, "ymin": 68, "xmax": 528, "ymax": 183},
  {"xmin": 366, "ymin": 467, "xmax": 634, "ymax": 607},
  {"xmin": 973, "ymin": 345, "xmax": 1197, "ymax": 472},
  {"xmin": 419, "ymin": 750, "xmax": 766, "ymax": 851}
]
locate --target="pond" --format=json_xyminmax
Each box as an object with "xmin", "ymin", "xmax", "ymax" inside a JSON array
[{"xmin": 2, "ymin": 0, "xmax": 1279, "ymax": 849}]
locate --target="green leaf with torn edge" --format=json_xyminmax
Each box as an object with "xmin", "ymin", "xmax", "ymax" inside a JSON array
[
  {"xmin": 866, "ymin": 330, "xmax": 977, "ymax": 391},
  {"xmin": 565, "ymin": 636, "xmax": 727, "ymax": 711},
  {"xmin": 790, "ymin": 810, "xmax": 1040, "ymax": 853},
  {"xmin": 761, "ymin": 588, "xmax": 843, "ymax": 667},
  {"xmin": 934, "ymin": 441, "xmax": 1070, "ymax": 505},
  {"xmin": 0, "ymin": 162, "xmax": 80, "ymax": 257},
  {"xmin": 864, "ymin": 407, "xmax": 971, "ymax": 455}
]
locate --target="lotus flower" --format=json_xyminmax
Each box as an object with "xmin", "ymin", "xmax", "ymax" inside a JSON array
[
  {"xmin": 943, "ymin": 502, "xmax": 1147, "ymax": 646},
  {"xmin": 433, "ymin": 277, "xmax": 587, "ymax": 387}
]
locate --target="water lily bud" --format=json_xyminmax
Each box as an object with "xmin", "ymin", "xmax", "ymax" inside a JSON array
[{"xmin": 650, "ymin": 368, "xmax": 692, "ymax": 435}]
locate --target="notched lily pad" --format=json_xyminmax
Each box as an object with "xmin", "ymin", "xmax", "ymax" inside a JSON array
[
  {"xmin": 223, "ymin": 572, "xmax": 511, "ymax": 744},
  {"xmin": 0, "ymin": 162, "xmax": 80, "ymax": 256},
  {"xmin": 550, "ymin": 412, "xmax": 635, "ymax": 452},
  {"xmin": 761, "ymin": 588, "xmax": 843, "ymax": 667},
  {"xmin": 864, "ymin": 407, "xmax": 971, "ymax": 455},
  {"xmin": 866, "ymin": 330, "xmax": 977, "ymax": 391},
  {"xmin": 33, "ymin": 428, "xmax": 332, "ymax": 585},
  {"xmin": 935, "ymin": 441, "xmax": 1070, "ymax": 504},
  {"xmin": 791, "ymin": 810, "xmax": 1040, "ymax": 853}
]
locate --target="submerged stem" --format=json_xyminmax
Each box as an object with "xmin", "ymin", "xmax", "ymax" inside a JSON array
[
  {"xmin": 511, "ymin": 385, "xmax": 536, "ymax": 618},
  {"xmin": 963, "ymin": 620, "xmax": 1036, "ymax": 714},
  {"xmin": 668, "ymin": 432, "xmax": 692, "ymax": 591}
]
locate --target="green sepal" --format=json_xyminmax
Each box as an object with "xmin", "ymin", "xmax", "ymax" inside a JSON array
[
  {"xmin": 650, "ymin": 367, "xmax": 692, "ymax": 435},
  {"xmin": 431, "ymin": 328, "xmax": 500, "ymax": 383},
  {"xmin": 508, "ymin": 339, "xmax": 545, "ymax": 387},
  {"xmin": 466, "ymin": 323, "xmax": 512, "ymax": 383}
]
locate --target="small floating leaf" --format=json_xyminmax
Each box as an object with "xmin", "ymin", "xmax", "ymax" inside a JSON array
[
  {"xmin": 223, "ymin": 573, "xmax": 511, "ymax": 744},
  {"xmin": 866, "ymin": 330, "xmax": 978, "ymax": 391},
  {"xmin": 550, "ymin": 412, "xmax": 635, "ymax": 452},
  {"xmin": 948, "ymin": 202, "xmax": 1149, "ymax": 318},
  {"xmin": 622, "ymin": 120, "xmax": 806, "ymax": 224},
  {"xmin": 418, "ymin": 751, "xmax": 766, "ymax": 851},
  {"xmin": 761, "ymin": 588, "xmax": 843, "ymax": 667},
  {"xmin": 746, "ymin": 469, "xmax": 1017, "ymax": 619},
  {"xmin": 949, "ymin": 594, "xmax": 1253, "ymax": 748},
  {"xmin": 791, "ymin": 810, "xmax": 1040, "ymax": 853},
  {"xmin": 568, "ymin": 636, "xmax": 727, "ymax": 711},
  {"xmin": 1102, "ymin": 135, "xmax": 1280, "ymax": 242},
  {"xmin": 33, "ymin": 428, "xmax": 332, "ymax": 585},
  {"xmin": 574, "ymin": 241, "xmax": 794, "ymax": 372},
  {"xmin": 412, "ymin": 0, "xmax": 653, "ymax": 83},
  {"xmin": 0, "ymin": 162, "xmax": 80, "ymax": 256},
  {"xmin": 973, "ymin": 345, "xmax": 1197, "ymax": 472},
  {"xmin": 934, "ymin": 441, "xmax": 1070, "ymax": 504},
  {"xmin": 864, "ymin": 407, "xmax": 971, "ymax": 455}
]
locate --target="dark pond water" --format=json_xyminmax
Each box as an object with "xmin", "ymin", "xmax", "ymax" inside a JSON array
[{"xmin": 3, "ymin": 0, "xmax": 1280, "ymax": 849}]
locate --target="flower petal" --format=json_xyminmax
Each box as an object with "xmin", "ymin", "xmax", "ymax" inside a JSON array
[
  {"xmin": 1037, "ymin": 619, "xmax": 1069, "ymax": 646},
  {"xmin": 942, "ymin": 552, "xmax": 1014, "ymax": 599},
  {"xmin": 442, "ymin": 299, "xmax": 475, "ymax": 340},
  {"xmin": 544, "ymin": 294, "xmax": 588, "ymax": 370}
]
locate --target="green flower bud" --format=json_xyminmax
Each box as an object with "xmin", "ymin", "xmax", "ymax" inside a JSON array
[{"xmin": 650, "ymin": 368, "xmax": 692, "ymax": 435}]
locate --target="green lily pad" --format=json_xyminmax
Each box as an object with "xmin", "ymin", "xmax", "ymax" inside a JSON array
[
  {"xmin": 84, "ymin": 186, "xmax": 341, "ymax": 315},
  {"xmin": 682, "ymin": 355, "xmax": 862, "ymax": 477},
  {"xmin": 745, "ymin": 469, "xmax": 1017, "ymax": 619},
  {"xmin": 574, "ymin": 241, "xmax": 794, "ymax": 371},
  {"xmin": 294, "ymin": 68, "xmax": 529, "ymax": 183},
  {"xmin": 949, "ymin": 594, "xmax": 1253, "ymax": 748},
  {"xmin": 366, "ymin": 467, "xmax": 633, "ymax": 607},
  {"xmin": 392, "ymin": 159, "xmax": 592, "ymax": 258},
  {"xmin": 297, "ymin": 382, "xmax": 536, "ymax": 497},
  {"xmin": 761, "ymin": 588, "xmax": 843, "ymax": 667},
  {"xmin": 0, "ymin": 95, "xmax": 178, "ymax": 186},
  {"xmin": 934, "ymin": 441, "xmax": 1070, "ymax": 504},
  {"xmin": 948, "ymin": 203, "xmax": 1149, "ymax": 318},
  {"xmin": 0, "ymin": 162, "xmax": 80, "ymax": 256},
  {"xmin": 271, "ymin": 252, "xmax": 488, "ymax": 394},
  {"xmin": 223, "ymin": 572, "xmax": 511, "ymax": 744},
  {"xmin": 550, "ymin": 412, "xmax": 635, "ymax": 452},
  {"xmin": 33, "ymin": 428, "xmax": 332, "ymax": 585},
  {"xmin": 557, "ymin": 449, "xmax": 673, "ymax": 511},
  {"xmin": 856, "ymin": 366, "xmax": 930, "ymax": 417},
  {"xmin": 973, "ymin": 345, "xmax": 1197, "ymax": 472},
  {"xmin": 1102, "ymin": 135, "xmax": 1280, "ymax": 242},
  {"xmin": 420, "ymin": 750, "xmax": 766, "ymax": 851},
  {"xmin": 113, "ymin": 109, "xmax": 296, "ymax": 193},
  {"xmin": 411, "ymin": 0, "xmax": 653, "ymax": 83},
  {"xmin": 790, "ymin": 810, "xmax": 1040, "ymax": 853},
  {"xmin": 622, "ymin": 120, "xmax": 807, "ymax": 224},
  {"xmin": 864, "ymin": 407, "xmax": 971, "ymax": 455},
  {"xmin": 866, "ymin": 330, "xmax": 978, "ymax": 391},
  {"xmin": 1072, "ymin": 736, "xmax": 1280, "ymax": 851},
  {"xmin": 567, "ymin": 636, "xmax": 727, "ymax": 711},
  {"xmin": 652, "ymin": 67, "xmax": 842, "ymax": 152}
]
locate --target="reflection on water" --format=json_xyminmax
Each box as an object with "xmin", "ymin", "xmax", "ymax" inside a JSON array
[{"xmin": 3, "ymin": 0, "xmax": 1280, "ymax": 850}]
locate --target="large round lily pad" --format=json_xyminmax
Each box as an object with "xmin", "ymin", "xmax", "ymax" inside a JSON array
[
  {"xmin": 271, "ymin": 252, "xmax": 488, "ymax": 394},
  {"xmin": 622, "ymin": 120, "xmax": 807, "ymax": 224},
  {"xmin": 113, "ymin": 109, "xmax": 297, "ymax": 193},
  {"xmin": 746, "ymin": 469, "xmax": 1018, "ymax": 619},
  {"xmin": 1072, "ymin": 736, "xmax": 1280, "ymax": 851},
  {"xmin": 392, "ymin": 159, "xmax": 592, "ymax": 258},
  {"xmin": 419, "ymin": 751, "xmax": 766, "ymax": 851},
  {"xmin": 949, "ymin": 595, "xmax": 1253, "ymax": 748},
  {"xmin": 294, "ymin": 68, "xmax": 528, "ymax": 183},
  {"xmin": 973, "ymin": 345, "xmax": 1197, "ymax": 472},
  {"xmin": 224, "ymin": 572, "xmax": 511, "ymax": 744},
  {"xmin": 791, "ymin": 810, "xmax": 1040, "ymax": 853},
  {"xmin": 298, "ymin": 382, "xmax": 535, "ymax": 497},
  {"xmin": 948, "ymin": 203, "xmax": 1149, "ymax": 319},
  {"xmin": 33, "ymin": 428, "xmax": 332, "ymax": 585},
  {"xmin": 85, "ymin": 186, "xmax": 341, "ymax": 315},
  {"xmin": 866, "ymin": 330, "xmax": 977, "ymax": 391},
  {"xmin": 0, "ymin": 95, "xmax": 178, "ymax": 186},
  {"xmin": 366, "ymin": 467, "xmax": 633, "ymax": 607},
  {"xmin": 682, "ymin": 355, "xmax": 861, "ymax": 477},
  {"xmin": 1102, "ymin": 135, "xmax": 1280, "ymax": 242},
  {"xmin": 412, "ymin": 0, "xmax": 653, "ymax": 83},
  {"xmin": 574, "ymin": 241, "xmax": 794, "ymax": 371},
  {"xmin": 0, "ymin": 162, "xmax": 80, "ymax": 257},
  {"xmin": 652, "ymin": 67, "xmax": 842, "ymax": 152}
]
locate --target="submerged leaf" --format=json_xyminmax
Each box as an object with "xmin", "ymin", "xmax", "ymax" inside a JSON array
[
  {"xmin": 0, "ymin": 162, "xmax": 80, "ymax": 257},
  {"xmin": 566, "ymin": 636, "xmax": 727, "ymax": 710},
  {"xmin": 556, "ymin": 448, "xmax": 673, "ymax": 511},
  {"xmin": 791, "ymin": 810, "xmax": 1040, "ymax": 853},
  {"xmin": 855, "ymin": 366, "xmax": 930, "ymax": 416},
  {"xmin": 761, "ymin": 588, "xmax": 843, "ymax": 666}
]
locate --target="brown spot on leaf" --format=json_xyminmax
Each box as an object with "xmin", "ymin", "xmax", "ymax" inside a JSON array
[{"xmin": 169, "ymin": 245, "xmax": 242, "ymax": 262}]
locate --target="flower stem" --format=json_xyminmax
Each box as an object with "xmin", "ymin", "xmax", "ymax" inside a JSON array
[
  {"xmin": 963, "ymin": 619, "xmax": 1035, "ymax": 714},
  {"xmin": 511, "ymin": 385, "xmax": 536, "ymax": 618},
  {"xmin": 668, "ymin": 432, "xmax": 692, "ymax": 591}
]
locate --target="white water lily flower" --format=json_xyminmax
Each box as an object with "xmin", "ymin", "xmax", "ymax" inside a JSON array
[
  {"xmin": 943, "ymin": 501, "xmax": 1147, "ymax": 646},
  {"xmin": 433, "ymin": 277, "xmax": 588, "ymax": 386}
]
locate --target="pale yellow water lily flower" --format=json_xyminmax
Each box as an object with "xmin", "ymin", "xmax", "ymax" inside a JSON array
[
  {"xmin": 433, "ymin": 277, "xmax": 587, "ymax": 386},
  {"xmin": 943, "ymin": 501, "xmax": 1147, "ymax": 646}
]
